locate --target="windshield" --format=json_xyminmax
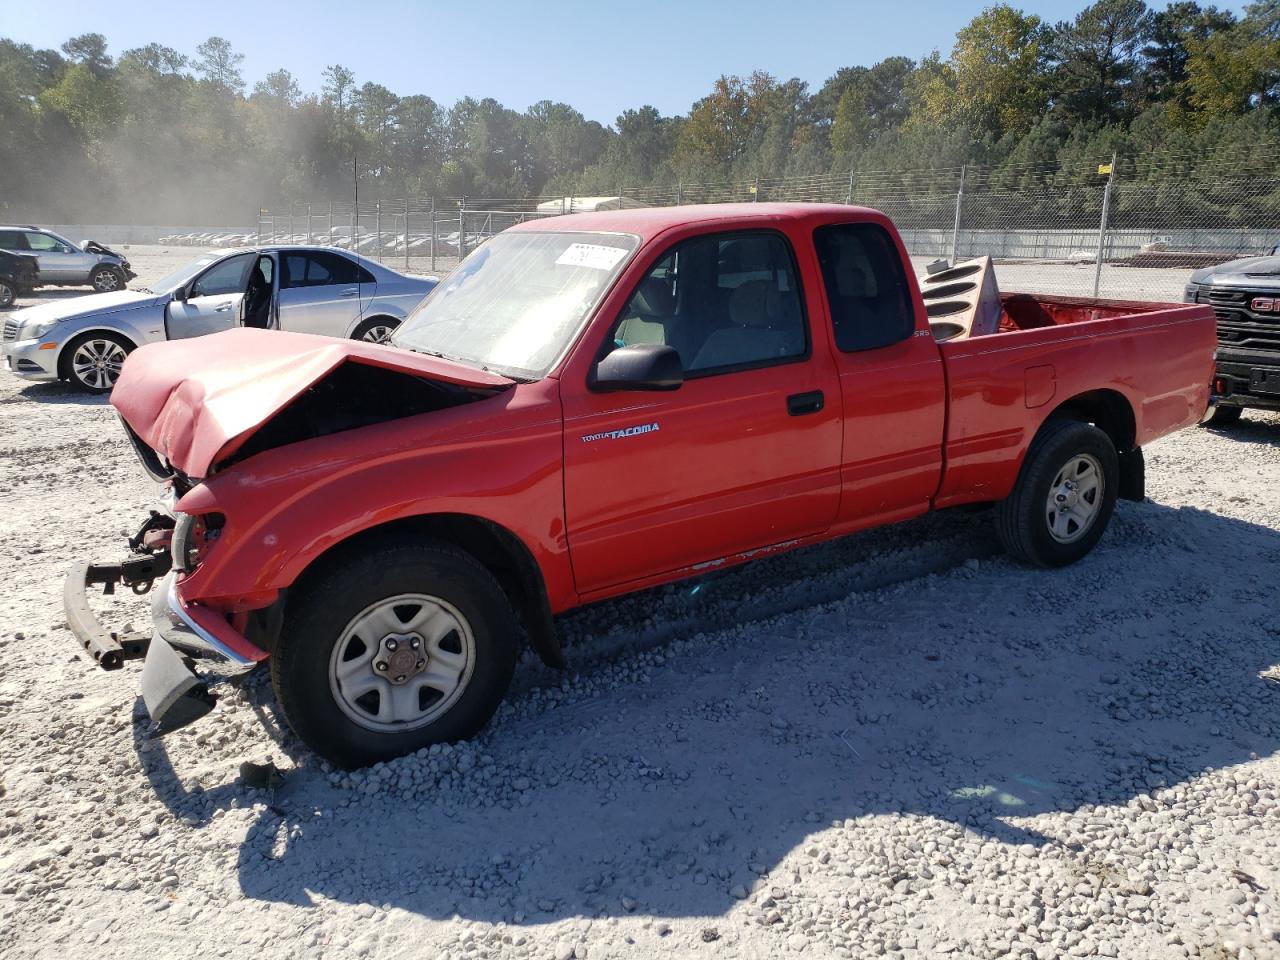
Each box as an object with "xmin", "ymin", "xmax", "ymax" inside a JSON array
[
  {"xmin": 393, "ymin": 230, "xmax": 638, "ymax": 379},
  {"xmin": 147, "ymin": 254, "xmax": 222, "ymax": 294}
]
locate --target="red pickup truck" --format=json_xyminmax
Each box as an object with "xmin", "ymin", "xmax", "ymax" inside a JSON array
[{"xmin": 66, "ymin": 204, "xmax": 1216, "ymax": 768}]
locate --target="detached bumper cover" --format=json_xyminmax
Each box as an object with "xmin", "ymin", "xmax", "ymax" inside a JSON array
[{"xmin": 66, "ymin": 566, "xmax": 267, "ymax": 735}]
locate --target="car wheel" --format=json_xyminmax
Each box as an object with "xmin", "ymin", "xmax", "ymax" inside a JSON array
[
  {"xmin": 994, "ymin": 419, "xmax": 1119, "ymax": 568},
  {"xmin": 1199, "ymin": 404, "xmax": 1243, "ymax": 427},
  {"xmin": 0, "ymin": 281, "xmax": 13, "ymax": 309},
  {"xmin": 61, "ymin": 332, "xmax": 133, "ymax": 393},
  {"xmin": 352, "ymin": 316, "xmax": 401, "ymax": 345},
  {"xmin": 90, "ymin": 266, "xmax": 123, "ymax": 293},
  {"xmin": 271, "ymin": 536, "xmax": 519, "ymax": 769}
]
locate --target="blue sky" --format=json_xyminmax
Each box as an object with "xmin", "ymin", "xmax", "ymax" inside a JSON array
[{"xmin": 4, "ymin": 0, "xmax": 1251, "ymax": 125}]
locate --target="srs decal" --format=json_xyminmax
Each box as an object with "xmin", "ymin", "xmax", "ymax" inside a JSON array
[{"xmin": 581, "ymin": 422, "xmax": 661, "ymax": 444}]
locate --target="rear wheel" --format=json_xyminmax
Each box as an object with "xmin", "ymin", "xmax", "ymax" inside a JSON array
[
  {"xmin": 271, "ymin": 537, "xmax": 518, "ymax": 768},
  {"xmin": 352, "ymin": 316, "xmax": 401, "ymax": 344},
  {"xmin": 0, "ymin": 281, "xmax": 13, "ymax": 309},
  {"xmin": 90, "ymin": 265, "xmax": 124, "ymax": 293},
  {"xmin": 1199, "ymin": 404, "xmax": 1243, "ymax": 427},
  {"xmin": 61, "ymin": 331, "xmax": 133, "ymax": 393},
  {"xmin": 994, "ymin": 419, "xmax": 1119, "ymax": 568}
]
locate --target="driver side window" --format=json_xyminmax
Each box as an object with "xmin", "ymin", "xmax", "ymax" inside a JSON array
[
  {"xmin": 25, "ymin": 232, "xmax": 63, "ymax": 252},
  {"xmin": 608, "ymin": 230, "xmax": 807, "ymax": 376},
  {"xmin": 190, "ymin": 254, "xmax": 253, "ymax": 298}
]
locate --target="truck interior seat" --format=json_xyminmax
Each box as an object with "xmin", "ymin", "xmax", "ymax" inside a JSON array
[
  {"xmin": 615, "ymin": 277, "xmax": 676, "ymax": 348},
  {"xmin": 690, "ymin": 279, "xmax": 803, "ymax": 370}
]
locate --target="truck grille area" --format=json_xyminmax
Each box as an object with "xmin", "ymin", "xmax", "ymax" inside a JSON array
[{"xmin": 1197, "ymin": 285, "xmax": 1280, "ymax": 350}]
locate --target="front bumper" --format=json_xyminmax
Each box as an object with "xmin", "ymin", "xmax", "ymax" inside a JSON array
[
  {"xmin": 65, "ymin": 564, "xmax": 267, "ymax": 735},
  {"xmin": 1213, "ymin": 352, "xmax": 1280, "ymax": 412},
  {"xmin": 1, "ymin": 337, "xmax": 59, "ymax": 381}
]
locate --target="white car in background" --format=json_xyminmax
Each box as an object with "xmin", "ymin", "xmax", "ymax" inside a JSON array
[{"xmin": 2, "ymin": 246, "xmax": 437, "ymax": 392}]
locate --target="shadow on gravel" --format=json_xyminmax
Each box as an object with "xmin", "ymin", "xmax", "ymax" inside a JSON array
[
  {"xmin": 1201, "ymin": 413, "xmax": 1280, "ymax": 449},
  {"xmin": 138, "ymin": 501, "xmax": 1279, "ymax": 924},
  {"xmin": 12, "ymin": 382, "xmax": 108, "ymax": 405}
]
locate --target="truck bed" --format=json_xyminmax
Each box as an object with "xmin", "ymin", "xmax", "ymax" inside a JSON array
[
  {"xmin": 993, "ymin": 292, "xmax": 1196, "ymax": 332},
  {"xmin": 933, "ymin": 293, "xmax": 1217, "ymax": 509}
]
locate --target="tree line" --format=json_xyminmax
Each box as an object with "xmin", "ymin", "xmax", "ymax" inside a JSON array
[{"xmin": 1, "ymin": 1, "xmax": 1278, "ymax": 226}]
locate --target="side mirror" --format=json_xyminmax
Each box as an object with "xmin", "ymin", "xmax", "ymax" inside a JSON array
[
  {"xmin": 171, "ymin": 286, "xmax": 189, "ymax": 303},
  {"xmin": 591, "ymin": 343, "xmax": 683, "ymax": 392}
]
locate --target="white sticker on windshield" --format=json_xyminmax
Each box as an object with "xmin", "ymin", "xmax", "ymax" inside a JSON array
[{"xmin": 556, "ymin": 243, "xmax": 628, "ymax": 271}]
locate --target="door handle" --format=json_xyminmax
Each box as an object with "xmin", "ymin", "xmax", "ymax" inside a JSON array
[
  {"xmin": 214, "ymin": 302, "xmax": 233, "ymax": 313},
  {"xmin": 787, "ymin": 390, "xmax": 825, "ymax": 416},
  {"xmin": 339, "ymin": 287, "xmax": 359, "ymax": 297}
]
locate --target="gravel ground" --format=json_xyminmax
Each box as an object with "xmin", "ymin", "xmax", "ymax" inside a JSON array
[{"xmin": 1, "ymin": 252, "xmax": 1278, "ymax": 960}]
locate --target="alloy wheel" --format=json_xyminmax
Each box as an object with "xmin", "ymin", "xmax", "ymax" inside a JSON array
[
  {"xmin": 92, "ymin": 270, "xmax": 120, "ymax": 292},
  {"xmin": 71, "ymin": 338, "xmax": 128, "ymax": 391},
  {"xmin": 360, "ymin": 323, "xmax": 396, "ymax": 344}
]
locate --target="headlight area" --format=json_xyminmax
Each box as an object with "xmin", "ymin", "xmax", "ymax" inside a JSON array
[
  {"xmin": 22, "ymin": 319, "xmax": 62, "ymax": 340},
  {"xmin": 171, "ymin": 512, "xmax": 225, "ymax": 573}
]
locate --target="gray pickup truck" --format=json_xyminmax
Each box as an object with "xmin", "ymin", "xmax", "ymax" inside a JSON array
[{"xmin": 1186, "ymin": 252, "xmax": 1280, "ymax": 425}]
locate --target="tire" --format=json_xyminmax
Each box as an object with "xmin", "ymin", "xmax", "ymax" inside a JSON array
[
  {"xmin": 1199, "ymin": 404, "xmax": 1243, "ymax": 428},
  {"xmin": 89, "ymin": 265, "xmax": 124, "ymax": 293},
  {"xmin": 0, "ymin": 281, "xmax": 13, "ymax": 309},
  {"xmin": 994, "ymin": 419, "xmax": 1119, "ymax": 568},
  {"xmin": 60, "ymin": 331, "xmax": 133, "ymax": 393},
  {"xmin": 271, "ymin": 536, "xmax": 519, "ymax": 769},
  {"xmin": 351, "ymin": 315, "xmax": 401, "ymax": 344}
]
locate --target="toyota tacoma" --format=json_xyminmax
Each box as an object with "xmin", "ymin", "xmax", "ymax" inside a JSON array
[{"xmin": 66, "ymin": 204, "xmax": 1216, "ymax": 768}]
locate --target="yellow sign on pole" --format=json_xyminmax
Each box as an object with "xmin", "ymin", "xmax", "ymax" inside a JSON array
[{"xmin": 1098, "ymin": 163, "xmax": 1112, "ymax": 175}]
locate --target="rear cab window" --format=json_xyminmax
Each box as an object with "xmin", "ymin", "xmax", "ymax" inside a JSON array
[{"xmin": 814, "ymin": 223, "xmax": 915, "ymax": 352}]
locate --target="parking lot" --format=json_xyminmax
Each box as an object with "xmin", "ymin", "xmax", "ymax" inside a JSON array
[{"xmin": 0, "ymin": 250, "xmax": 1278, "ymax": 959}]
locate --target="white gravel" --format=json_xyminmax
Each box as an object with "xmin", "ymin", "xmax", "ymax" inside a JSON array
[{"xmin": 1, "ymin": 250, "xmax": 1278, "ymax": 959}]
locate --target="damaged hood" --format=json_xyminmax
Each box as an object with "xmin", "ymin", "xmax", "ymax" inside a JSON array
[{"xmin": 111, "ymin": 328, "xmax": 514, "ymax": 477}]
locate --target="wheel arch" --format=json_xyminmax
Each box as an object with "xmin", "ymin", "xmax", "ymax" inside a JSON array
[
  {"xmin": 1045, "ymin": 388, "xmax": 1136, "ymax": 451},
  {"xmin": 286, "ymin": 512, "xmax": 563, "ymax": 669},
  {"xmin": 1039, "ymin": 388, "xmax": 1143, "ymax": 501},
  {"xmin": 348, "ymin": 312, "xmax": 403, "ymax": 339},
  {"xmin": 89, "ymin": 262, "xmax": 126, "ymax": 286},
  {"xmin": 55, "ymin": 327, "xmax": 138, "ymax": 381}
]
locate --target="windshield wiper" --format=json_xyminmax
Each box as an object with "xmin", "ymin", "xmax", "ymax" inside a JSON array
[{"xmin": 402, "ymin": 344, "xmax": 476, "ymax": 367}]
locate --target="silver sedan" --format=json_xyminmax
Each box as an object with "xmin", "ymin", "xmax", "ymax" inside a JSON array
[{"xmin": 1, "ymin": 247, "xmax": 437, "ymax": 392}]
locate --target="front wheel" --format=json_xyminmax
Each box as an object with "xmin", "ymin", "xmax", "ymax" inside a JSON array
[
  {"xmin": 0, "ymin": 281, "xmax": 13, "ymax": 309},
  {"xmin": 61, "ymin": 331, "xmax": 133, "ymax": 393},
  {"xmin": 994, "ymin": 419, "xmax": 1119, "ymax": 568},
  {"xmin": 271, "ymin": 537, "xmax": 518, "ymax": 769},
  {"xmin": 352, "ymin": 316, "xmax": 401, "ymax": 344},
  {"xmin": 90, "ymin": 266, "xmax": 124, "ymax": 293}
]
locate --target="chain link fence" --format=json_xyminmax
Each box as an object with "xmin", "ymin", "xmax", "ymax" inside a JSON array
[{"xmin": 260, "ymin": 151, "xmax": 1280, "ymax": 299}]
